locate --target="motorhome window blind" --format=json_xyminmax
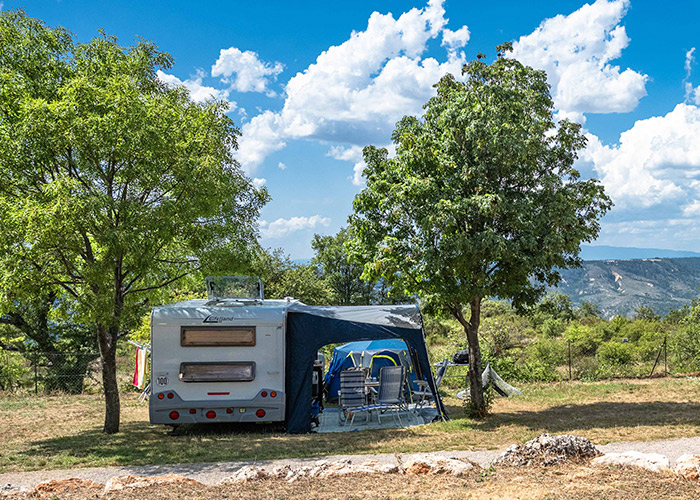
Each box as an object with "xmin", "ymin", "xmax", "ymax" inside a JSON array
[
  {"xmin": 180, "ymin": 326, "xmax": 256, "ymax": 347},
  {"xmin": 179, "ymin": 362, "xmax": 256, "ymax": 382}
]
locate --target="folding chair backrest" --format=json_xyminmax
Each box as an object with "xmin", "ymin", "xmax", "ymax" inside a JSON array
[
  {"xmin": 435, "ymin": 358, "xmax": 449, "ymax": 389},
  {"xmin": 378, "ymin": 365, "xmax": 405, "ymax": 404},
  {"xmin": 339, "ymin": 369, "xmax": 365, "ymax": 410}
]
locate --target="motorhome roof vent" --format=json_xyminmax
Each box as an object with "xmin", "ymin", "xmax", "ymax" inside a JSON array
[{"xmin": 205, "ymin": 276, "xmax": 264, "ymax": 305}]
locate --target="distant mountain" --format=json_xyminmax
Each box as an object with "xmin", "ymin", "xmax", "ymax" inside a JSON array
[
  {"xmin": 580, "ymin": 245, "xmax": 700, "ymax": 261},
  {"xmin": 555, "ymin": 257, "xmax": 700, "ymax": 318}
]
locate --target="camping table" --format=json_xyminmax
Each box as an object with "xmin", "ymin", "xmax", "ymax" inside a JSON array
[{"xmin": 364, "ymin": 379, "xmax": 380, "ymax": 404}]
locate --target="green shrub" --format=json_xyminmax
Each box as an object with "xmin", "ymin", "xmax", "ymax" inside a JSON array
[
  {"xmin": 597, "ymin": 341, "xmax": 634, "ymax": 366},
  {"xmin": 528, "ymin": 336, "xmax": 567, "ymax": 367},
  {"xmin": 541, "ymin": 318, "xmax": 565, "ymax": 338}
]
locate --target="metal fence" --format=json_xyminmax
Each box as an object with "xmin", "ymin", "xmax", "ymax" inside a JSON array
[{"xmin": 0, "ymin": 351, "xmax": 137, "ymax": 395}]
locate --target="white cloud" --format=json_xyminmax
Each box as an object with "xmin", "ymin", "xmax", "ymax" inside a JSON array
[
  {"xmin": 237, "ymin": 111, "xmax": 286, "ymax": 173},
  {"xmin": 252, "ymin": 178, "xmax": 267, "ymax": 188},
  {"xmin": 512, "ymin": 0, "xmax": 647, "ymax": 122},
  {"xmin": 277, "ymin": 162, "xmax": 287, "ymax": 170},
  {"xmin": 684, "ymin": 48, "xmax": 700, "ymax": 105},
  {"xmin": 237, "ymin": 0, "xmax": 469, "ymax": 173},
  {"xmin": 156, "ymin": 70, "xmax": 234, "ymax": 107},
  {"xmin": 259, "ymin": 215, "xmax": 331, "ymax": 239},
  {"xmin": 327, "ymin": 145, "xmax": 364, "ymax": 163},
  {"xmin": 212, "ymin": 47, "xmax": 283, "ymax": 96},
  {"xmin": 441, "ymin": 26, "xmax": 470, "ymax": 49},
  {"xmin": 583, "ymin": 103, "xmax": 700, "ymax": 212}
]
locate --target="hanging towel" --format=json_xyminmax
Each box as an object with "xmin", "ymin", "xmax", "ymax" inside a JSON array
[{"xmin": 132, "ymin": 347, "xmax": 148, "ymax": 389}]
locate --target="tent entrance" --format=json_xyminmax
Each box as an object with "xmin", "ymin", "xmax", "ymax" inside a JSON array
[
  {"xmin": 323, "ymin": 339, "xmax": 418, "ymax": 403},
  {"xmin": 285, "ymin": 304, "xmax": 446, "ymax": 434}
]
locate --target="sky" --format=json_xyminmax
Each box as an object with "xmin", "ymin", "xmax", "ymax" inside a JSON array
[{"xmin": 5, "ymin": 0, "xmax": 700, "ymax": 258}]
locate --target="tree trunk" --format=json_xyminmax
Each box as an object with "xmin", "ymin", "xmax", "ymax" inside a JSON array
[
  {"xmin": 465, "ymin": 297, "xmax": 485, "ymax": 416},
  {"xmin": 98, "ymin": 324, "xmax": 120, "ymax": 434}
]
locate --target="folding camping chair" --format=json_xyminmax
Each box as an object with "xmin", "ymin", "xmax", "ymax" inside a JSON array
[
  {"xmin": 338, "ymin": 368, "xmax": 369, "ymax": 426},
  {"xmin": 375, "ymin": 365, "xmax": 408, "ymax": 426},
  {"xmin": 413, "ymin": 358, "xmax": 449, "ymax": 409}
]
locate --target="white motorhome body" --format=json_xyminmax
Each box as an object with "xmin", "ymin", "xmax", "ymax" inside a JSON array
[{"xmin": 149, "ymin": 298, "xmax": 292, "ymax": 425}]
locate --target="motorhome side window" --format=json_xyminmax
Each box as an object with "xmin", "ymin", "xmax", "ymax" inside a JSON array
[{"xmin": 180, "ymin": 326, "xmax": 256, "ymax": 347}]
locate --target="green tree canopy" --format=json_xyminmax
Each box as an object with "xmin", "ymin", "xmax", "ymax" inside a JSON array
[
  {"xmin": 349, "ymin": 44, "xmax": 611, "ymax": 415},
  {"xmin": 0, "ymin": 10, "xmax": 267, "ymax": 432},
  {"xmin": 253, "ymin": 248, "xmax": 331, "ymax": 305},
  {"xmin": 312, "ymin": 228, "xmax": 374, "ymax": 305}
]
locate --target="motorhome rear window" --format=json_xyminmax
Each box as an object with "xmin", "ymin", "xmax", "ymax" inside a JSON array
[
  {"xmin": 179, "ymin": 362, "xmax": 256, "ymax": 382},
  {"xmin": 180, "ymin": 326, "xmax": 256, "ymax": 347}
]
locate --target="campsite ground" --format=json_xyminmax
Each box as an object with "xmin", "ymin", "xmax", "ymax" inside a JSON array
[
  {"xmin": 1, "ymin": 377, "xmax": 700, "ymax": 474},
  {"xmin": 5, "ymin": 464, "xmax": 700, "ymax": 499}
]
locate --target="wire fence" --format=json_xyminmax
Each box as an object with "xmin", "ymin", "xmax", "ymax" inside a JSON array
[{"xmin": 0, "ymin": 351, "xmax": 137, "ymax": 395}]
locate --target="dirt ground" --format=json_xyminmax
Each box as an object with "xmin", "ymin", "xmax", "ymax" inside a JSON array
[{"xmin": 5, "ymin": 464, "xmax": 700, "ymax": 500}]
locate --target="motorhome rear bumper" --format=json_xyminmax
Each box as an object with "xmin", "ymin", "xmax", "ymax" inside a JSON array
[{"xmin": 149, "ymin": 389, "xmax": 285, "ymax": 424}]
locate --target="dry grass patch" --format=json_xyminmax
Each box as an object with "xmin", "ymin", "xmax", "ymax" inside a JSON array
[
  {"xmin": 7, "ymin": 465, "xmax": 700, "ymax": 499},
  {"xmin": 1, "ymin": 377, "xmax": 700, "ymax": 473}
]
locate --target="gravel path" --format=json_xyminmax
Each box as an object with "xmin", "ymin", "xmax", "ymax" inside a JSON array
[{"xmin": 2, "ymin": 436, "xmax": 700, "ymax": 492}]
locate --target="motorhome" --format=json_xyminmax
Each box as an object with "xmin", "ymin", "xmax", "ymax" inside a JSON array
[
  {"xmin": 149, "ymin": 276, "xmax": 445, "ymax": 433},
  {"xmin": 149, "ymin": 276, "xmax": 291, "ymax": 426}
]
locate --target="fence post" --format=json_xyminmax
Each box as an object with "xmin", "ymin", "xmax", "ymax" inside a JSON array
[
  {"xmin": 34, "ymin": 355, "xmax": 38, "ymax": 395},
  {"xmin": 664, "ymin": 336, "xmax": 667, "ymax": 377},
  {"xmin": 568, "ymin": 340, "xmax": 572, "ymax": 381}
]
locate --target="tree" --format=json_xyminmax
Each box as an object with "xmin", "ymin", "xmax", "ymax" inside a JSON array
[
  {"xmin": 253, "ymin": 248, "xmax": 332, "ymax": 305},
  {"xmin": 0, "ymin": 290, "xmax": 98, "ymax": 393},
  {"xmin": 576, "ymin": 300, "xmax": 602, "ymax": 319},
  {"xmin": 0, "ymin": 11, "xmax": 267, "ymax": 432},
  {"xmin": 312, "ymin": 228, "xmax": 374, "ymax": 305},
  {"xmin": 348, "ymin": 43, "xmax": 611, "ymax": 416}
]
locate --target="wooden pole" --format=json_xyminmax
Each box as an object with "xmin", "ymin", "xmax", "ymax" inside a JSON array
[{"xmin": 568, "ymin": 340, "xmax": 572, "ymax": 381}]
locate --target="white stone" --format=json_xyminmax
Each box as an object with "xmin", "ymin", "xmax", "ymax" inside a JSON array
[{"xmin": 592, "ymin": 451, "xmax": 671, "ymax": 473}]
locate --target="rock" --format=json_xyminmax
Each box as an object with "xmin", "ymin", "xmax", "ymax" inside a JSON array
[
  {"xmin": 493, "ymin": 433, "xmax": 601, "ymax": 467},
  {"xmin": 402, "ymin": 455, "xmax": 475, "ymax": 476},
  {"xmin": 223, "ymin": 466, "xmax": 270, "ymax": 484},
  {"xmin": 103, "ymin": 474, "xmax": 201, "ymax": 493},
  {"xmin": 32, "ymin": 478, "xmax": 103, "ymax": 497},
  {"xmin": 592, "ymin": 451, "xmax": 671, "ymax": 473},
  {"xmin": 673, "ymin": 454, "xmax": 700, "ymax": 480}
]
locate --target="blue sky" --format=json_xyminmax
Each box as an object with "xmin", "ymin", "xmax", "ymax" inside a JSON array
[{"xmin": 5, "ymin": 0, "xmax": 700, "ymax": 258}]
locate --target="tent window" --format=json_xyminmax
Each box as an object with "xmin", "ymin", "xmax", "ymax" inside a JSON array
[
  {"xmin": 181, "ymin": 326, "xmax": 256, "ymax": 347},
  {"xmin": 179, "ymin": 362, "xmax": 256, "ymax": 382}
]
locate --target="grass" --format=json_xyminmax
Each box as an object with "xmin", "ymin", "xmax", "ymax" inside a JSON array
[{"xmin": 1, "ymin": 377, "xmax": 700, "ymax": 474}]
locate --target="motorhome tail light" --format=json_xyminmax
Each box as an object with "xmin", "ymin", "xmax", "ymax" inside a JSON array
[
  {"xmin": 261, "ymin": 391, "xmax": 268, "ymax": 397},
  {"xmin": 167, "ymin": 392, "xmax": 174, "ymax": 399},
  {"xmin": 270, "ymin": 392, "xmax": 277, "ymax": 398},
  {"xmin": 157, "ymin": 393, "xmax": 164, "ymax": 400},
  {"xmin": 169, "ymin": 411, "xmax": 179, "ymax": 420},
  {"xmin": 206, "ymin": 410, "xmax": 216, "ymax": 419},
  {"xmin": 226, "ymin": 408, "xmax": 233, "ymax": 414},
  {"xmin": 256, "ymin": 409, "xmax": 266, "ymax": 418},
  {"xmin": 189, "ymin": 409, "xmax": 196, "ymax": 415}
]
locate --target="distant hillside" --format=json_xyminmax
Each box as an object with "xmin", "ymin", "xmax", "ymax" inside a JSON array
[
  {"xmin": 580, "ymin": 245, "xmax": 700, "ymax": 261},
  {"xmin": 554, "ymin": 257, "xmax": 700, "ymax": 318}
]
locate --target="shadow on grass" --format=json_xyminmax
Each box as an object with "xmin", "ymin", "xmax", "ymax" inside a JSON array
[
  {"xmin": 475, "ymin": 400, "xmax": 700, "ymax": 433},
  {"xmin": 22, "ymin": 419, "xmax": 412, "ymax": 469}
]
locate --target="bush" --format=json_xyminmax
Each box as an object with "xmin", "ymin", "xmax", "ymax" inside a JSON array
[
  {"xmin": 0, "ymin": 351, "xmax": 28, "ymax": 392},
  {"xmin": 597, "ymin": 341, "xmax": 634, "ymax": 366},
  {"xmin": 528, "ymin": 336, "xmax": 567, "ymax": 367},
  {"xmin": 541, "ymin": 318, "xmax": 565, "ymax": 338},
  {"xmin": 490, "ymin": 356, "xmax": 560, "ymax": 383}
]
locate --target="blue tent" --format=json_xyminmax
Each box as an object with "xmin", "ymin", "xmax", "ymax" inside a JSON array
[{"xmin": 323, "ymin": 339, "xmax": 418, "ymax": 402}]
